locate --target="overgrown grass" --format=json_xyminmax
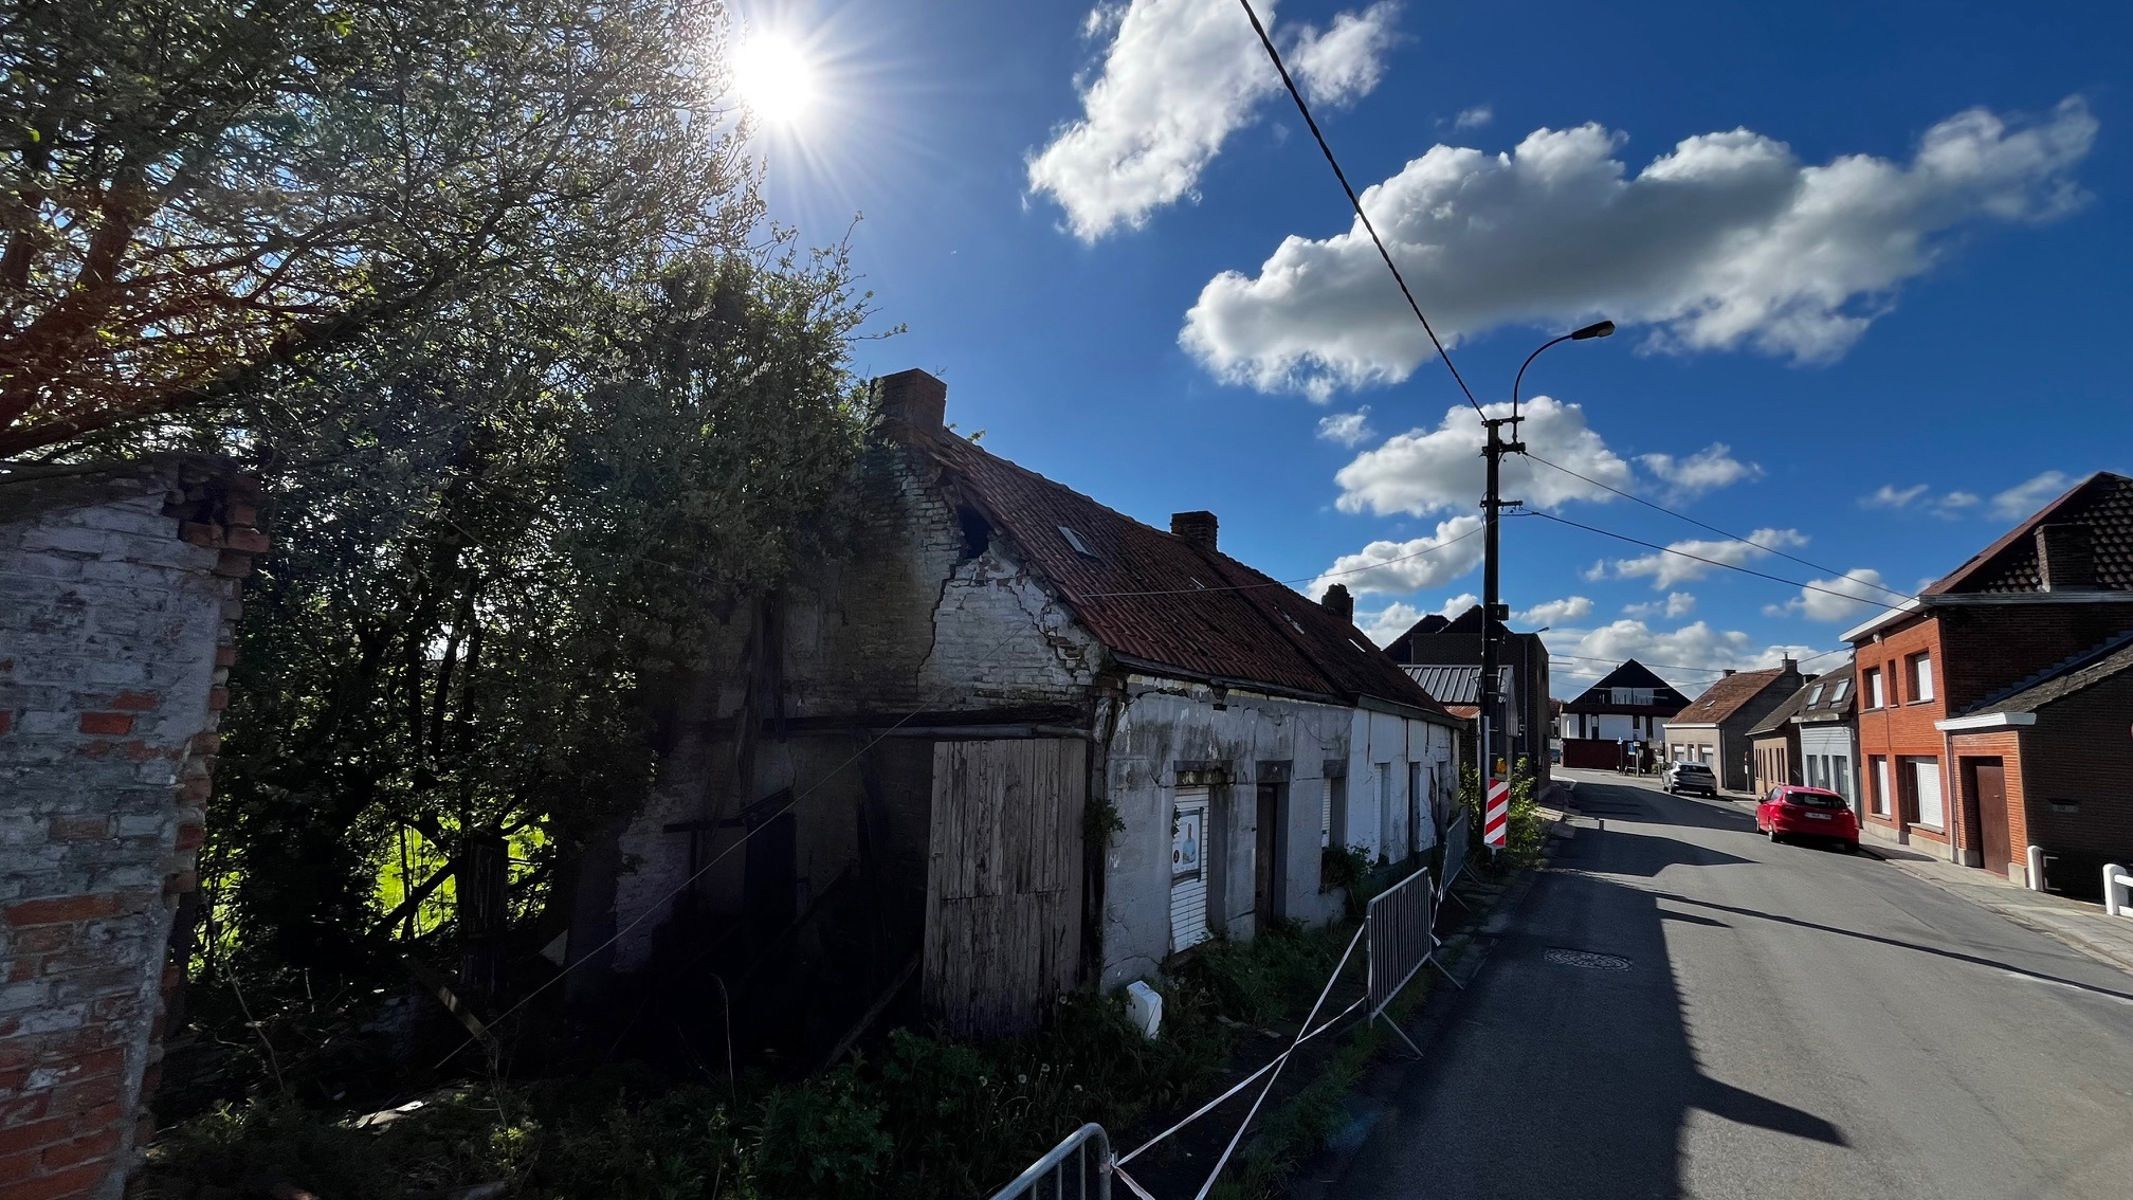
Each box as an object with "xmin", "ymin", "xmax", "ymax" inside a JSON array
[{"xmin": 146, "ymin": 923, "xmax": 1364, "ymax": 1200}]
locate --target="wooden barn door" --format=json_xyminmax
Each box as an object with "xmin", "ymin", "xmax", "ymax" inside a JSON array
[{"xmin": 923, "ymin": 739, "xmax": 1087, "ymax": 1036}]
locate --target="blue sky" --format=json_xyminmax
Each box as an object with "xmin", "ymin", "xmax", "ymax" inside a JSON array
[{"xmin": 739, "ymin": 0, "xmax": 2130, "ymax": 696}]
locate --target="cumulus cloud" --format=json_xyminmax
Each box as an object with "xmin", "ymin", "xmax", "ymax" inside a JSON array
[
  {"xmin": 1180, "ymin": 98, "xmax": 2096, "ymax": 395},
  {"xmin": 1309, "ymin": 515, "xmax": 1485, "ymax": 597},
  {"xmin": 1289, "ymin": 2, "xmax": 1401, "ymax": 106},
  {"xmin": 1623, "ymin": 591, "xmax": 1696, "ymax": 619},
  {"xmin": 1937, "ymin": 490, "xmax": 1981, "ymax": 515},
  {"xmin": 1450, "ymin": 104, "xmax": 1492, "ymax": 130},
  {"xmin": 1639, "ymin": 443, "xmax": 1762, "ymax": 497},
  {"xmin": 1764, "ymin": 568, "xmax": 1896, "ymax": 623},
  {"xmin": 1547, "ymin": 619, "xmax": 1830, "ymax": 694},
  {"xmin": 1029, "ymin": 0, "xmax": 1400, "ymax": 240},
  {"xmin": 1516, "ymin": 595, "xmax": 1593, "ymax": 626},
  {"xmin": 1991, "ymin": 470, "xmax": 2074, "ymax": 519},
  {"xmin": 1600, "ymin": 528, "xmax": 1809, "ymax": 589},
  {"xmin": 1315, "ymin": 407, "xmax": 1376, "ymax": 447},
  {"xmin": 1862, "ymin": 483, "xmax": 1930, "ymax": 509},
  {"xmin": 1355, "ymin": 590, "xmax": 1472, "ymax": 646},
  {"xmin": 1334, "ymin": 396, "xmax": 1630, "ymax": 517}
]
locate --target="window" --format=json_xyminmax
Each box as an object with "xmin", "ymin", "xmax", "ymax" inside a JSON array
[
  {"xmin": 1058, "ymin": 525, "xmax": 1096, "ymax": 558},
  {"xmin": 1864, "ymin": 668, "xmax": 1884, "ymax": 709},
  {"xmin": 1610, "ymin": 686, "xmax": 1654, "ymax": 705},
  {"xmin": 1320, "ymin": 776, "xmax": 1348, "ymax": 849},
  {"xmin": 1807, "ymin": 684, "xmax": 1824, "ymax": 706},
  {"xmin": 1903, "ymin": 757, "xmax": 1944, "ymax": 827},
  {"xmin": 1830, "ymin": 679, "xmax": 1851, "ymax": 703},
  {"xmin": 1870, "ymin": 756, "xmax": 1890, "ymax": 816},
  {"xmin": 1907, "ymin": 653, "xmax": 1934, "ymax": 703}
]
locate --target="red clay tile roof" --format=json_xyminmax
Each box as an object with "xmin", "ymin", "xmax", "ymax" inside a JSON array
[
  {"xmin": 916, "ymin": 430, "xmax": 1456, "ymax": 722},
  {"xmin": 1671, "ymin": 668, "xmax": 1784, "ymax": 725},
  {"xmin": 1924, "ymin": 471, "xmax": 2133, "ymax": 595}
]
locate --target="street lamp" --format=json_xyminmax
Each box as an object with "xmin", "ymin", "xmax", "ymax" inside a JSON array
[{"xmin": 1478, "ymin": 319, "xmax": 1614, "ymax": 822}]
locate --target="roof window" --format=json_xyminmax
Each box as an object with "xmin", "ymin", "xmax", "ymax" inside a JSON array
[
  {"xmin": 1806, "ymin": 685, "xmax": 1824, "ymax": 705},
  {"xmin": 1058, "ymin": 525, "xmax": 1096, "ymax": 558}
]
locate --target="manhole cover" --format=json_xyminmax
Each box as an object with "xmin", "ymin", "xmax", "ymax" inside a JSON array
[{"xmin": 1544, "ymin": 948, "xmax": 1631, "ymax": 971}]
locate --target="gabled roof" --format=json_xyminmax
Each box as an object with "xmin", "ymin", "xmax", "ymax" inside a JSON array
[
  {"xmin": 914, "ymin": 429, "xmax": 1456, "ymax": 722},
  {"xmin": 1562, "ymin": 658, "xmax": 1692, "ymax": 715},
  {"xmin": 1924, "ymin": 471, "xmax": 2133, "ymax": 596},
  {"xmin": 1957, "ymin": 628, "xmax": 2133, "ymax": 716},
  {"xmin": 1748, "ymin": 674, "xmax": 1825, "ymax": 737},
  {"xmin": 1383, "ymin": 604, "xmax": 1544, "ymax": 664},
  {"xmin": 1670, "ymin": 668, "xmax": 1785, "ymax": 726},
  {"xmin": 1793, "ymin": 659, "xmax": 1857, "ymax": 723}
]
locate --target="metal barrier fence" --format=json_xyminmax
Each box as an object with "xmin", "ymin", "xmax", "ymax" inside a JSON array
[
  {"xmin": 988, "ymin": 1123, "xmax": 1114, "ymax": 1200},
  {"xmin": 1438, "ymin": 810, "xmax": 1471, "ymax": 904},
  {"xmin": 992, "ymin": 863, "xmax": 1469, "ymax": 1198}
]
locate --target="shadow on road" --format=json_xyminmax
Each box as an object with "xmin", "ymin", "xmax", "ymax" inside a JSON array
[{"xmin": 1651, "ymin": 890, "xmax": 2133, "ymax": 1006}]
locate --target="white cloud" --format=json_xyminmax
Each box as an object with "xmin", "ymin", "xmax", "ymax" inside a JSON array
[
  {"xmin": 1450, "ymin": 104, "xmax": 1492, "ymax": 131},
  {"xmin": 1029, "ymin": 0, "xmax": 1399, "ymax": 240},
  {"xmin": 1310, "ymin": 514, "xmax": 1485, "ymax": 597},
  {"xmin": 1623, "ymin": 591, "xmax": 1696, "ymax": 618},
  {"xmin": 1581, "ymin": 559, "xmax": 1609, "ymax": 582},
  {"xmin": 1639, "ymin": 443, "xmax": 1762, "ymax": 496},
  {"xmin": 1862, "ymin": 482, "xmax": 1984, "ymax": 518},
  {"xmin": 1991, "ymin": 470, "xmax": 2073, "ymax": 519},
  {"xmin": 1601, "ymin": 528, "xmax": 1809, "ymax": 589},
  {"xmin": 1289, "ymin": 2, "xmax": 1401, "ymax": 107},
  {"xmin": 1516, "ymin": 595, "xmax": 1593, "ymax": 626},
  {"xmin": 1315, "ymin": 407, "xmax": 1376, "ymax": 447},
  {"xmin": 1763, "ymin": 567, "xmax": 1895, "ymax": 623},
  {"xmin": 1546, "ymin": 619, "xmax": 1829, "ymax": 695},
  {"xmin": 1862, "ymin": 482, "xmax": 1930, "ymax": 509},
  {"xmin": 1333, "ymin": 396, "xmax": 1630, "ymax": 517},
  {"xmin": 1356, "ymin": 601, "xmax": 1425, "ymax": 646},
  {"xmin": 1180, "ymin": 98, "xmax": 2096, "ymax": 395}
]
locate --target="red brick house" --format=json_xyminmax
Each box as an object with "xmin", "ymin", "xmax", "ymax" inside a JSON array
[{"xmin": 1843, "ymin": 471, "xmax": 2133, "ymax": 879}]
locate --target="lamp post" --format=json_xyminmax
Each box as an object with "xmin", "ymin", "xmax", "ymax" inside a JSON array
[{"xmin": 1478, "ymin": 320, "xmax": 1613, "ymax": 807}]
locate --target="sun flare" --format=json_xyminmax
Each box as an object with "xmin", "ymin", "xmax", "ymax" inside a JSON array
[{"xmin": 731, "ymin": 32, "xmax": 821, "ymax": 131}]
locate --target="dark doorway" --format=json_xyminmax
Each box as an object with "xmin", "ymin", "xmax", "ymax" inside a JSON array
[
  {"xmin": 744, "ymin": 801, "xmax": 798, "ymax": 946},
  {"xmin": 1255, "ymin": 782, "xmax": 1285, "ymax": 922},
  {"xmin": 1964, "ymin": 758, "xmax": 2012, "ymax": 878}
]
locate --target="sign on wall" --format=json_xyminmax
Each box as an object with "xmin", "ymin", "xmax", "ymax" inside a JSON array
[{"xmin": 1172, "ymin": 802, "xmax": 1204, "ymax": 880}]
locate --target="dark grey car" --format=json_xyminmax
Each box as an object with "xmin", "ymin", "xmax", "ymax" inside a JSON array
[{"xmin": 1664, "ymin": 761, "xmax": 1717, "ymax": 797}]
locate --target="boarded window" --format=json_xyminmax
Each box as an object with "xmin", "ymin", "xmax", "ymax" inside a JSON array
[{"xmin": 1170, "ymin": 789, "xmax": 1211, "ymax": 953}]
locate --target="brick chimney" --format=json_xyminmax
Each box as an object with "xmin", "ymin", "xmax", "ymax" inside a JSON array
[
  {"xmin": 1171, "ymin": 510, "xmax": 1218, "ymax": 551},
  {"xmin": 1321, "ymin": 583, "xmax": 1354, "ymax": 623},
  {"xmin": 875, "ymin": 368, "xmax": 946, "ymax": 436},
  {"xmin": 1721, "ymin": 668, "xmax": 1736, "ymax": 677},
  {"xmin": 2035, "ymin": 523, "xmax": 2096, "ymax": 591},
  {"xmin": 1782, "ymin": 657, "xmax": 1798, "ymax": 674}
]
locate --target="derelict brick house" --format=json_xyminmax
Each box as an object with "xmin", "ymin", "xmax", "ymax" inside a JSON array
[
  {"xmin": 590, "ymin": 370, "xmax": 1466, "ymax": 1042},
  {"xmin": 1558, "ymin": 659, "xmax": 1689, "ymax": 770},
  {"xmin": 1383, "ymin": 606, "xmax": 1551, "ymax": 785},
  {"xmin": 1845, "ymin": 470, "xmax": 2133, "ymax": 886},
  {"xmin": 1664, "ymin": 661, "xmax": 1805, "ymax": 794}
]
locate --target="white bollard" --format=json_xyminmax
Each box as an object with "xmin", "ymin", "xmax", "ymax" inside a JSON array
[
  {"xmin": 2105, "ymin": 864, "xmax": 2131, "ymax": 919},
  {"xmin": 2025, "ymin": 845, "xmax": 2045, "ymax": 891}
]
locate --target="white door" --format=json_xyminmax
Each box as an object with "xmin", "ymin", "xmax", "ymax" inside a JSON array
[{"xmin": 1170, "ymin": 789, "xmax": 1211, "ymax": 953}]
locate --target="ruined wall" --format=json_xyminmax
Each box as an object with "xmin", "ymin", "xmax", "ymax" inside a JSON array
[
  {"xmin": 0, "ymin": 458, "xmax": 261, "ymax": 1200},
  {"xmin": 609, "ymin": 439, "xmax": 1105, "ymax": 970}
]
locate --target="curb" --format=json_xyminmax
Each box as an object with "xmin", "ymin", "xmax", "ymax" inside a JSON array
[{"xmin": 1879, "ymin": 857, "xmax": 2133, "ymax": 979}]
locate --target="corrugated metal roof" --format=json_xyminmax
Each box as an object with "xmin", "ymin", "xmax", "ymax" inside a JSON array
[{"xmin": 1401, "ymin": 664, "xmax": 1509, "ymax": 705}]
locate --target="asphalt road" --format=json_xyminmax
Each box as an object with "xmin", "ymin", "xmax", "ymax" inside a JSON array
[{"xmin": 1329, "ymin": 771, "xmax": 2133, "ymax": 1200}]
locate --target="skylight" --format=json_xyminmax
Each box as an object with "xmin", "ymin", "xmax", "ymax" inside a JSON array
[
  {"xmin": 1807, "ymin": 685, "xmax": 1824, "ymax": 705},
  {"xmin": 1831, "ymin": 680, "xmax": 1851, "ymax": 701},
  {"xmin": 1058, "ymin": 525, "xmax": 1096, "ymax": 558}
]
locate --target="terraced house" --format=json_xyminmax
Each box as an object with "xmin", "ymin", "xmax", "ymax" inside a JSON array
[{"xmin": 1845, "ymin": 471, "xmax": 2133, "ymax": 891}]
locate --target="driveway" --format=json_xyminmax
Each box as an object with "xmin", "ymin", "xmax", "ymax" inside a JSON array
[{"xmin": 1327, "ymin": 771, "xmax": 2133, "ymax": 1200}]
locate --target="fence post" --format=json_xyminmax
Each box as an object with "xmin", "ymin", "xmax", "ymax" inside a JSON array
[
  {"xmin": 2105, "ymin": 864, "xmax": 2130, "ymax": 919},
  {"xmin": 2024, "ymin": 845, "xmax": 2045, "ymax": 891}
]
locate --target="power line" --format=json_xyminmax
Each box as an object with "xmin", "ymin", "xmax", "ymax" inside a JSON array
[
  {"xmin": 1519, "ymin": 509, "xmax": 1911, "ymax": 614},
  {"xmin": 1549, "ymin": 646, "xmax": 1850, "ymax": 677},
  {"xmin": 1520, "ymin": 450, "xmax": 1914, "ymax": 602},
  {"xmin": 1077, "ymin": 522, "xmax": 1484, "ymax": 601},
  {"xmin": 1234, "ymin": 0, "xmax": 1483, "ymax": 417}
]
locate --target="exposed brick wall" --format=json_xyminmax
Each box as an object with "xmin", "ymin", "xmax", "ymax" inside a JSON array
[
  {"xmin": 2012, "ymin": 671, "xmax": 2133, "ymax": 894},
  {"xmin": 0, "ymin": 457, "xmax": 262, "ymax": 1200},
  {"xmin": 1852, "ymin": 618, "xmax": 1951, "ymax": 846},
  {"xmin": 1945, "ymin": 730, "xmax": 2029, "ymax": 882}
]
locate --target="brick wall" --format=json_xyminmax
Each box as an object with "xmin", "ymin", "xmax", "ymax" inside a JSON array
[
  {"xmin": 0, "ymin": 457, "xmax": 262, "ymax": 1200},
  {"xmin": 2014, "ymin": 671, "xmax": 2133, "ymax": 894},
  {"xmin": 1944, "ymin": 729, "xmax": 2029, "ymax": 882},
  {"xmin": 1852, "ymin": 618, "xmax": 1951, "ymax": 846}
]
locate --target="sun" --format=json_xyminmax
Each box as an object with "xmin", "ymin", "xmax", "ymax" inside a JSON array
[{"xmin": 731, "ymin": 32, "xmax": 821, "ymax": 131}]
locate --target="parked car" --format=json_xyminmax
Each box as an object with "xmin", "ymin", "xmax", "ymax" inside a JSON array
[
  {"xmin": 1756, "ymin": 785, "xmax": 1860, "ymax": 851},
  {"xmin": 1663, "ymin": 760, "xmax": 1717, "ymax": 797}
]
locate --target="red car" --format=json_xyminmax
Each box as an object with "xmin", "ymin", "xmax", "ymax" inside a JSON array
[{"xmin": 1755, "ymin": 785, "xmax": 1859, "ymax": 851}]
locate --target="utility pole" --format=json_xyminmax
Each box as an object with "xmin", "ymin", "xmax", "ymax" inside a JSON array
[{"xmin": 1477, "ymin": 415, "xmax": 1522, "ymax": 793}]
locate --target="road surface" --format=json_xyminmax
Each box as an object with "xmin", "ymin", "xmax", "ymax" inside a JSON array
[{"xmin": 1330, "ymin": 771, "xmax": 2133, "ymax": 1200}]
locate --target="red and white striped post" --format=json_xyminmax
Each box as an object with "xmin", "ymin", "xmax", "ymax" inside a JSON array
[{"xmin": 1483, "ymin": 776, "xmax": 1510, "ymax": 852}]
